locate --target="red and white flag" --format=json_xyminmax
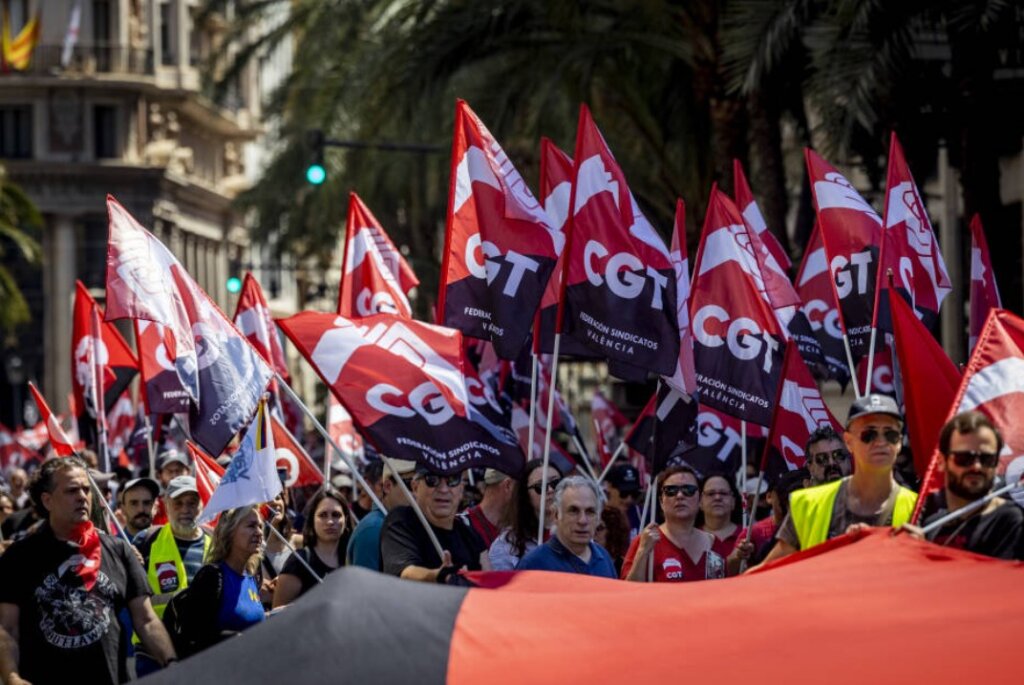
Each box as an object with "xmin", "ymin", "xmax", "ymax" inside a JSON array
[
  {"xmin": 327, "ymin": 393, "xmax": 364, "ymax": 462},
  {"xmin": 234, "ymin": 273, "xmax": 290, "ymax": 381},
  {"xmin": 105, "ymin": 390, "xmax": 136, "ymax": 465},
  {"xmin": 968, "ymin": 214, "xmax": 1001, "ymax": 352},
  {"xmin": 277, "ymin": 311, "xmax": 524, "ymax": 475},
  {"xmin": 28, "ymin": 382, "xmax": 76, "ymax": 457},
  {"xmin": 186, "ymin": 441, "xmax": 224, "ymax": 507},
  {"xmin": 71, "ymin": 281, "xmax": 138, "ymax": 422},
  {"xmin": 664, "ymin": 199, "xmax": 698, "ymax": 396},
  {"xmin": 591, "ymin": 390, "xmax": 629, "ymax": 465},
  {"xmin": 690, "ymin": 186, "xmax": 786, "ymax": 427},
  {"xmin": 561, "ymin": 105, "xmax": 679, "ymax": 376},
  {"xmin": 913, "ymin": 309, "xmax": 1024, "ymax": 522},
  {"xmin": 874, "ymin": 133, "xmax": 951, "ymax": 332},
  {"xmin": 805, "ymin": 149, "xmax": 883, "ymax": 360},
  {"xmin": 794, "ymin": 224, "xmax": 851, "ymax": 386},
  {"xmin": 440, "ymin": 100, "xmax": 560, "ymax": 359},
  {"xmin": 338, "ymin": 192, "xmax": 419, "ymax": 319},
  {"xmin": 134, "ymin": 319, "xmax": 191, "ymax": 414},
  {"xmin": 271, "ymin": 415, "xmax": 323, "ymax": 488},
  {"xmin": 733, "ymin": 160, "xmax": 791, "ymax": 270}
]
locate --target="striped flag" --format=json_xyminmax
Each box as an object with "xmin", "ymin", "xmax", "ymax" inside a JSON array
[{"xmin": 28, "ymin": 383, "xmax": 76, "ymax": 457}]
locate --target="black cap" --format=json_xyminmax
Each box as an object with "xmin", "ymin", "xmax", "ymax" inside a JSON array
[
  {"xmin": 122, "ymin": 477, "xmax": 160, "ymax": 499},
  {"xmin": 846, "ymin": 394, "xmax": 902, "ymax": 427},
  {"xmin": 607, "ymin": 464, "xmax": 641, "ymax": 494}
]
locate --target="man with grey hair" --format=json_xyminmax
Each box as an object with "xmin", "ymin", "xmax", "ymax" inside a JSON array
[{"xmin": 516, "ymin": 476, "xmax": 617, "ymax": 578}]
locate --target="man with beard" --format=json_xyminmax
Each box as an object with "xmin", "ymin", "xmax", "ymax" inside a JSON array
[
  {"xmin": 380, "ymin": 465, "xmax": 489, "ymax": 584},
  {"xmin": 805, "ymin": 426, "xmax": 851, "ymax": 486},
  {"xmin": 916, "ymin": 412, "xmax": 1023, "ymax": 559},
  {"xmin": 118, "ymin": 478, "xmax": 159, "ymax": 539}
]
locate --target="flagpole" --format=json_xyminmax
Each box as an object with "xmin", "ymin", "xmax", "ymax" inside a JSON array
[
  {"xmin": 527, "ymin": 353, "xmax": 539, "ymax": 462},
  {"xmin": 274, "ymin": 375, "xmax": 386, "ymax": 514},
  {"xmin": 842, "ymin": 332, "xmax": 863, "ymax": 398},
  {"xmin": 265, "ymin": 509, "xmax": 323, "ymax": 584},
  {"xmin": 919, "ymin": 476, "xmax": 1023, "ymax": 537},
  {"xmin": 569, "ymin": 433, "xmax": 600, "ymax": 484},
  {"xmin": 83, "ymin": 465, "xmax": 132, "ymax": 545},
  {"xmin": 864, "ymin": 326, "xmax": 879, "ymax": 396},
  {"xmin": 597, "ymin": 441, "xmax": 627, "ymax": 483},
  {"xmin": 380, "ymin": 456, "xmax": 445, "ymax": 561},
  {"xmin": 536, "ymin": 333, "xmax": 562, "ymax": 544},
  {"xmin": 740, "ymin": 420, "xmax": 749, "ymax": 529},
  {"xmin": 143, "ymin": 413, "xmax": 156, "ymax": 477}
]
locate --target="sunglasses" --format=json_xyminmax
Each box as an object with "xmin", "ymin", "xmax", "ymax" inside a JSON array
[
  {"xmin": 420, "ymin": 474, "xmax": 462, "ymax": 489},
  {"xmin": 949, "ymin": 450, "xmax": 1000, "ymax": 469},
  {"xmin": 661, "ymin": 484, "xmax": 698, "ymax": 498},
  {"xmin": 858, "ymin": 428, "xmax": 902, "ymax": 446},
  {"xmin": 528, "ymin": 478, "xmax": 561, "ymax": 495},
  {"xmin": 812, "ymin": 449, "xmax": 849, "ymax": 467}
]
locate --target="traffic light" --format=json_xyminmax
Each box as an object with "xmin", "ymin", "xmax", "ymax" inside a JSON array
[
  {"xmin": 305, "ymin": 129, "xmax": 326, "ymax": 185},
  {"xmin": 226, "ymin": 276, "xmax": 242, "ymax": 294},
  {"xmin": 227, "ymin": 259, "xmax": 243, "ymax": 294}
]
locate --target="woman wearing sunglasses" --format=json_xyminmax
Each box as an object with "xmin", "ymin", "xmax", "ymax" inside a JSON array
[
  {"xmin": 488, "ymin": 459, "xmax": 563, "ymax": 571},
  {"xmin": 621, "ymin": 465, "xmax": 725, "ymax": 582}
]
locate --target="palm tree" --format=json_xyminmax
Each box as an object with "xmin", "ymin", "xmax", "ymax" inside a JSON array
[{"xmin": 0, "ymin": 165, "xmax": 42, "ymax": 336}]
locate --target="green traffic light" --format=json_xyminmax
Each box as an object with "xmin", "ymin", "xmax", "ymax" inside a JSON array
[
  {"xmin": 226, "ymin": 276, "xmax": 242, "ymax": 294},
  {"xmin": 306, "ymin": 163, "xmax": 326, "ymax": 185}
]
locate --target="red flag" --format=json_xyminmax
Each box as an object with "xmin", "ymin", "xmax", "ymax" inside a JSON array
[
  {"xmin": 439, "ymin": 100, "xmax": 560, "ymax": 359},
  {"xmin": 28, "ymin": 382, "xmax": 76, "ymax": 457},
  {"xmin": 912, "ymin": 309, "xmax": 1024, "ymax": 522},
  {"xmin": 689, "ymin": 187, "xmax": 786, "ymax": 426},
  {"xmin": 105, "ymin": 391, "xmax": 136, "ymax": 465},
  {"xmin": 968, "ymin": 214, "xmax": 1001, "ymax": 352},
  {"xmin": 590, "ymin": 391, "xmax": 628, "ymax": 466},
  {"xmin": 805, "ymin": 149, "xmax": 883, "ymax": 360},
  {"xmin": 277, "ymin": 311, "xmax": 524, "ymax": 475},
  {"xmin": 327, "ymin": 393, "xmax": 364, "ymax": 463},
  {"xmin": 234, "ymin": 273, "xmax": 290, "ymax": 381},
  {"xmin": 186, "ymin": 441, "xmax": 224, "ymax": 507},
  {"xmin": 664, "ymin": 199, "xmax": 698, "ymax": 396},
  {"xmin": 338, "ymin": 192, "xmax": 419, "ymax": 319},
  {"xmin": 761, "ymin": 344, "xmax": 843, "ymax": 479},
  {"xmin": 271, "ymin": 415, "xmax": 324, "ymax": 487},
  {"xmin": 874, "ymin": 133, "xmax": 952, "ymax": 332},
  {"xmin": 561, "ymin": 105, "xmax": 679, "ymax": 376},
  {"xmin": 794, "ymin": 224, "xmax": 851, "ymax": 386},
  {"xmin": 733, "ymin": 159, "xmax": 791, "ymax": 270},
  {"xmin": 0, "ymin": 423, "xmax": 41, "ymax": 470},
  {"xmin": 510, "ymin": 403, "xmax": 575, "ymax": 475},
  {"xmin": 889, "ymin": 291, "xmax": 960, "ymax": 482},
  {"xmin": 134, "ymin": 319, "xmax": 190, "ymax": 414},
  {"xmin": 71, "ymin": 281, "xmax": 138, "ymax": 421},
  {"xmin": 623, "ymin": 384, "xmax": 698, "ymax": 474}
]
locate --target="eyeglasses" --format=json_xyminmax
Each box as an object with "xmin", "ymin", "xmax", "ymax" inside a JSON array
[
  {"xmin": 857, "ymin": 428, "xmax": 902, "ymax": 445},
  {"xmin": 528, "ymin": 478, "xmax": 561, "ymax": 495},
  {"xmin": 812, "ymin": 449, "xmax": 849, "ymax": 467},
  {"xmin": 420, "ymin": 474, "xmax": 462, "ymax": 489},
  {"xmin": 949, "ymin": 450, "xmax": 1000, "ymax": 469},
  {"xmin": 661, "ymin": 484, "xmax": 698, "ymax": 498}
]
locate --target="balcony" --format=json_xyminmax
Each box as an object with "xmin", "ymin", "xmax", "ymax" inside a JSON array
[{"xmin": 20, "ymin": 43, "xmax": 154, "ymax": 77}]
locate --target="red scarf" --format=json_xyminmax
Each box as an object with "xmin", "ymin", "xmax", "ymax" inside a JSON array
[{"xmin": 68, "ymin": 521, "xmax": 102, "ymax": 591}]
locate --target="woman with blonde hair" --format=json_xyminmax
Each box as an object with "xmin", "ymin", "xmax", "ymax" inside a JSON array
[{"xmin": 168, "ymin": 505, "xmax": 266, "ymax": 657}]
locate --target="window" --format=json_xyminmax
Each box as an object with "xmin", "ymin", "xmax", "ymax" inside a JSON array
[
  {"xmin": 93, "ymin": 105, "xmax": 118, "ymax": 158},
  {"xmin": 0, "ymin": 106, "xmax": 32, "ymax": 159},
  {"xmin": 160, "ymin": 2, "xmax": 176, "ymax": 66}
]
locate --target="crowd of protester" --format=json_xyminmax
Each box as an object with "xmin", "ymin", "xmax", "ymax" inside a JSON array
[{"xmin": 0, "ymin": 394, "xmax": 1021, "ymax": 683}]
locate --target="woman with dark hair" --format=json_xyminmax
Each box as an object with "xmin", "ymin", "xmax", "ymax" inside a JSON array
[
  {"xmin": 595, "ymin": 506, "xmax": 630, "ymax": 574},
  {"xmin": 488, "ymin": 459, "xmax": 562, "ymax": 571},
  {"xmin": 272, "ymin": 489, "xmax": 354, "ymax": 607},
  {"xmin": 698, "ymin": 472, "xmax": 754, "ymax": 575}
]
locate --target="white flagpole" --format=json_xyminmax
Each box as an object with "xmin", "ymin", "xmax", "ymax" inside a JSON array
[
  {"xmin": 570, "ymin": 432, "xmax": 600, "ymax": 484},
  {"xmin": 527, "ymin": 353, "xmax": 539, "ymax": 462},
  {"xmin": 740, "ymin": 420, "xmax": 748, "ymax": 529},
  {"xmin": 597, "ymin": 441, "xmax": 627, "ymax": 483},
  {"xmin": 265, "ymin": 509, "xmax": 323, "ymax": 584},
  {"xmin": 143, "ymin": 413, "xmax": 156, "ymax": 477},
  {"xmin": 842, "ymin": 332, "xmax": 863, "ymax": 398},
  {"xmin": 536, "ymin": 333, "xmax": 562, "ymax": 544},
  {"xmin": 864, "ymin": 326, "xmax": 878, "ymax": 396},
  {"xmin": 920, "ymin": 476, "xmax": 1023, "ymax": 536},
  {"xmin": 380, "ymin": 456, "xmax": 445, "ymax": 561}
]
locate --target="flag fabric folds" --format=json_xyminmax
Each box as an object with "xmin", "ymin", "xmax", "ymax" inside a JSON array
[
  {"xmin": 793, "ymin": 224, "xmax": 851, "ymax": 387},
  {"xmin": 234, "ymin": 273, "xmax": 290, "ymax": 381},
  {"xmin": 689, "ymin": 187, "xmax": 786, "ymax": 427},
  {"xmin": 198, "ymin": 400, "xmax": 282, "ymax": 524},
  {"xmin": 733, "ymin": 160, "xmax": 791, "ymax": 271},
  {"xmin": 327, "ymin": 393, "xmax": 364, "ymax": 464},
  {"xmin": 560, "ymin": 105, "xmax": 679, "ymax": 375},
  {"xmin": 338, "ymin": 192, "xmax": 419, "ymax": 319},
  {"xmin": 663, "ymin": 200, "xmax": 698, "ymax": 396},
  {"xmin": 186, "ymin": 441, "xmax": 224, "ymax": 507},
  {"xmin": 28, "ymin": 383, "xmax": 76, "ymax": 457},
  {"xmin": 134, "ymin": 320, "xmax": 191, "ymax": 414},
  {"xmin": 624, "ymin": 385, "xmax": 698, "ymax": 475},
  {"xmin": 1, "ymin": 9, "xmax": 40, "ymax": 71},
  {"xmin": 278, "ymin": 311, "xmax": 524, "ymax": 475},
  {"xmin": 439, "ymin": 101, "xmax": 560, "ymax": 359},
  {"xmin": 271, "ymin": 415, "xmax": 324, "ymax": 488},
  {"xmin": 674, "ymin": 405, "xmax": 768, "ymax": 479},
  {"xmin": 968, "ymin": 214, "xmax": 1001, "ymax": 352}
]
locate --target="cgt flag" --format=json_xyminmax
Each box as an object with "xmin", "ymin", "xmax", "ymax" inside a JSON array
[
  {"xmin": 234, "ymin": 273, "xmax": 290, "ymax": 382},
  {"xmin": 440, "ymin": 100, "xmax": 560, "ymax": 359},
  {"xmin": 912, "ymin": 309, "xmax": 1024, "ymax": 522},
  {"xmin": 71, "ymin": 281, "xmax": 138, "ymax": 422},
  {"xmin": 733, "ymin": 160, "xmax": 791, "ymax": 271},
  {"xmin": 338, "ymin": 192, "xmax": 419, "ymax": 319},
  {"xmin": 624, "ymin": 384, "xmax": 698, "ymax": 475},
  {"xmin": 664, "ymin": 200, "xmax": 697, "ymax": 396},
  {"xmin": 135, "ymin": 320, "xmax": 191, "ymax": 414},
  {"xmin": 560, "ymin": 105, "xmax": 679, "ymax": 375},
  {"xmin": 271, "ymin": 414, "xmax": 324, "ymax": 488},
  {"xmin": 805, "ymin": 149, "xmax": 882, "ymax": 360},
  {"xmin": 690, "ymin": 187, "xmax": 785, "ymax": 427},
  {"xmin": 105, "ymin": 196, "xmax": 273, "ymax": 457},
  {"xmin": 968, "ymin": 214, "xmax": 1001, "ymax": 352},
  {"xmin": 199, "ymin": 400, "xmax": 282, "ymax": 524},
  {"xmin": 794, "ymin": 224, "xmax": 850, "ymax": 387},
  {"xmin": 28, "ymin": 383, "xmax": 76, "ymax": 457},
  {"xmin": 278, "ymin": 311, "xmax": 524, "ymax": 475}
]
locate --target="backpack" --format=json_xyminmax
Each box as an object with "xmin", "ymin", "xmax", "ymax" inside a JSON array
[{"xmin": 161, "ymin": 563, "xmax": 223, "ymax": 659}]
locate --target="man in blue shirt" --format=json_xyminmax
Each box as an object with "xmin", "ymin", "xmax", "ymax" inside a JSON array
[
  {"xmin": 517, "ymin": 476, "xmax": 617, "ymax": 578},
  {"xmin": 347, "ymin": 458, "xmax": 415, "ymax": 570}
]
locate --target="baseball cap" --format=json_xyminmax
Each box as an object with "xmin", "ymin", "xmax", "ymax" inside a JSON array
[
  {"xmin": 122, "ymin": 477, "xmax": 160, "ymax": 499},
  {"xmin": 483, "ymin": 468, "xmax": 509, "ymax": 486},
  {"xmin": 846, "ymin": 394, "xmax": 902, "ymax": 427},
  {"xmin": 331, "ymin": 473, "xmax": 354, "ymax": 490},
  {"xmin": 737, "ymin": 474, "xmax": 768, "ymax": 497},
  {"xmin": 158, "ymin": 448, "xmax": 190, "ymax": 471},
  {"xmin": 165, "ymin": 476, "xmax": 199, "ymax": 499},
  {"xmin": 383, "ymin": 459, "xmax": 417, "ymax": 480},
  {"xmin": 607, "ymin": 464, "xmax": 641, "ymax": 494}
]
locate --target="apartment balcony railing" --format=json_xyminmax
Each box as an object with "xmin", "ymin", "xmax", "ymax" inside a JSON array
[{"xmin": 19, "ymin": 43, "xmax": 154, "ymax": 77}]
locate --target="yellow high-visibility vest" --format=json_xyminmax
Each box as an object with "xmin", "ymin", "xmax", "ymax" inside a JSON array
[{"xmin": 790, "ymin": 478, "xmax": 917, "ymax": 550}]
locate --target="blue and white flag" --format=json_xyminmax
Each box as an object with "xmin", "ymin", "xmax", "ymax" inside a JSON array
[{"xmin": 199, "ymin": 400, "xmax": 282, "ymax": 523}]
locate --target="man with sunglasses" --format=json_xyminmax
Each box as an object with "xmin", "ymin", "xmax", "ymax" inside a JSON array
[
  {"xmin": 754, "ymin": 394, "xmax": 918, "ymax": 567},
  {"xmin": 347, "ymin": 458, "xmax": 415, "ymax": 570},
  {"xmin": 380, "ymin": 465, "xmax": 489, "ymax": 584},
  {"xmin": 913, "ymin": 412, "xmax": 1023, "ymax": 559},
  {"xmin": 805, "ymin": 426, "xmax": 851, "ymax": 486}
]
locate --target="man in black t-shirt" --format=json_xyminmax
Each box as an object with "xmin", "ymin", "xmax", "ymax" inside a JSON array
[
  {"xmin": 0, "ymin": 457, "xmax": 177, "ymax": 685},
  {"xmin": 918, "ymin": 412, "xmax": 1024, "ymax": 559},
  {"xmin": 380, "ymin": 465, "xmax": 488, "ymax": 584}
]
